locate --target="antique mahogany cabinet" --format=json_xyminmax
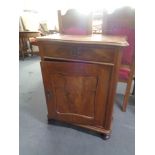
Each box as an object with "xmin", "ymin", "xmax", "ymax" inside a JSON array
[{"xmin": 37, "ymin": 34, "xmax": 128, "ymax": 139}]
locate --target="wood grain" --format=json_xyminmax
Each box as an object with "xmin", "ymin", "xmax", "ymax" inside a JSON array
[{"xmin": 38, "ymin": 34, "xmax": 128, "ymax": 138}]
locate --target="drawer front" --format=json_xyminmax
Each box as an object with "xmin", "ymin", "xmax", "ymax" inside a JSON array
[
  {"xmin": 43, "ymin": 45, "xmax": 77, "ymax": 59},
  {"xmin": 43, "ymin": 44, "xmax": 115, "ymax": 63},
  {"xmin": 77, "ymin": 46, "xmax": 115, "ymax": 63}
]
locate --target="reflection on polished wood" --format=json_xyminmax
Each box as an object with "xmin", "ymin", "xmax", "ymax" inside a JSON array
[{"xmin": 37, "ymin": 33, "xmax": 128, "ymax": 46}]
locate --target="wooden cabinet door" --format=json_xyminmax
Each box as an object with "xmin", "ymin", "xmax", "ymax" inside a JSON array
[{"xmin": 41, "ymin": 61, "xmax": 112, "ymax": 127}]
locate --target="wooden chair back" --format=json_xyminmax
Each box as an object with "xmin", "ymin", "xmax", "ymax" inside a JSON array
[
  {"xmin": 102, "ymin": 7, "xmax": 135, "ymax": 67},
  {"xmin": 58, "ymin": 9, "xmax": 92, "ymax": 35},
  {"xmin": 102, "ymin": 7, "xmax": 135, "ymax": 111}
]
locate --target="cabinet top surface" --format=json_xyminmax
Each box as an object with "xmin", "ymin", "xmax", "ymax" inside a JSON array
[
  {"xmin": 19, "ymin": 31, "xmax": 40, "ymax": 33},
  {"xmin": 36, "ymin": 33, "xmax": 128, "ymax": 47}
]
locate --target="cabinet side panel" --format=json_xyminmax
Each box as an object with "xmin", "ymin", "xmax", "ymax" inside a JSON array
[
  {"xmin": 104, "ymin": 48, "xmax": 123, "ymax": 130},
  {"xmin": 40, "ymin": 61, "xmax": 56, "ymax": 118}
]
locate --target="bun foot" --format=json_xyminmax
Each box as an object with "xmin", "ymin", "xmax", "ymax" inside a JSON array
[
  {"xmin": 47, "ymin": 119, "xmax": 55, "ymax": 124},
  {"xmin": 100, "ymin": 133, "xmax": 111, "ymax": 140}
]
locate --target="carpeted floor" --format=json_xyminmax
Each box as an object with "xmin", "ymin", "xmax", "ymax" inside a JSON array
[{"xmin": 19, "ymin": 56, "xmax": 135, "ymax": 155}]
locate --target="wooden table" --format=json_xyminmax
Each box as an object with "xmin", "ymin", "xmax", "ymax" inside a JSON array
[
  {"xmin": 37, "ymin": 34, "xmax": 128, "ymax": 139},
  {"xmin": 19, "ymin": 31, "xmax": 40, "ymax": 60}
]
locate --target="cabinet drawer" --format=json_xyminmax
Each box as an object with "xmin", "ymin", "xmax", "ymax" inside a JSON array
[
  {"xmin": 77, "ymin": 46, "xmax": 115, "ymax": 63},
  {"xmin": 43, "ymin": 45, "xmax": 76, "ymax": 59},
  {"xmin": 43, "ymin": 44, "xmax": 115, "ymax": 63}
]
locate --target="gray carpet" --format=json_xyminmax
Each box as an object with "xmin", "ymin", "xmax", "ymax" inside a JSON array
[{"xmin": 19, "ymin": 56, "xmax": 135, "ymax": 155}]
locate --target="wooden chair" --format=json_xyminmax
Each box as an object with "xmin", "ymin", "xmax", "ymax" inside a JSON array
[
  {"xmin": 58, "ymin": 9, "xmax": 92, "ymax": 35},
  {"xmin": 19, "ymin": 16, "xmax": 56, "ymax": 59},
  {"xmin": 19, "ymin": 16, "xmax": 41, "ymax": 59},
  {"xmin": 102, "ymin": 7, "xmax": 135, "ymax": 112},
  {"xmin": 19, "ymin": 31, "xmax": 41, "ymax": 60}
]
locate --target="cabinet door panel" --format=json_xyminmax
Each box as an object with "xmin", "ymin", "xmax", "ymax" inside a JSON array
[
  {"xmin": 54, "ymin": 74, "xmax": 97, "ymax": 118},
  {"xmin": 41, "ymin": 61, "xmax": 112, "ymax": 126}
]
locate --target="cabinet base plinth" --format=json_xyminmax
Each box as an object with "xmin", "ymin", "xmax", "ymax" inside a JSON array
[
  {"xmin": 47, "ymin": 118, "xmax": 111, "ymax": 139},
  {"xmin": 48, "ymin": 119, "xmax": 56, "ymax": 124}
]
